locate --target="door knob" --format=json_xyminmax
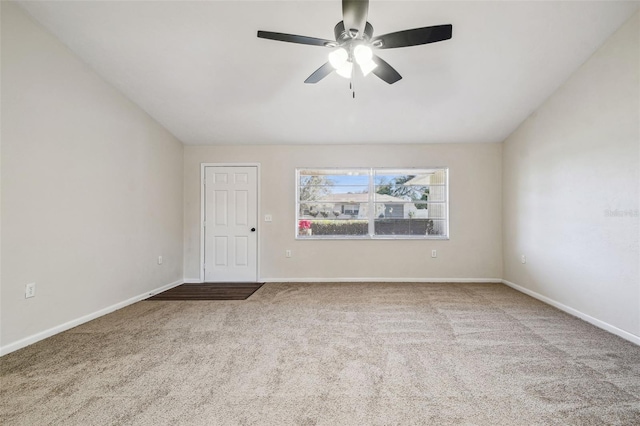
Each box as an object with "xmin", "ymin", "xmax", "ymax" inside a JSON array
[{"xmin": 251, "ymin": 228, "xmax": 256, "ymax": 232}]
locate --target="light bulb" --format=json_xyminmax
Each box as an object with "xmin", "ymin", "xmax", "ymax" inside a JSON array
[
  {"xmin": 353, "ymin": 45, "xmax": 373, "ymax": 65},
  {"xmin": 336, "ymin": 61, "xmax": 353, "ymax": 79},
  {"xmin": 328, "ymin": 48, "xmax": 348, "ymax": 70}
]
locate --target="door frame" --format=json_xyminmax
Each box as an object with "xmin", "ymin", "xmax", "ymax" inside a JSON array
[{"xmin": 200, "ymin": 163, "xmax": 261, "ymax": 283}]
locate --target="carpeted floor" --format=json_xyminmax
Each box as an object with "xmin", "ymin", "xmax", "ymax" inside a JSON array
[{"xmin": 1, "ymin": 282, "xmax": 640, "ymax": 425}]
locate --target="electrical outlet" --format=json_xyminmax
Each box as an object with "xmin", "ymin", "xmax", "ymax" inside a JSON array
[
  {"xmin": 265, "ymin": 214, "xmax": 273, "ymax": 222},
  {"xmin": 521, "ymin": 255, "xmax": 526, "ymax": 264},
  {"xmin": 158, "ymin": 256, "xmax": 163, "ymax": 265},
  {"xmin": 285, "ymin": 250, "xmax": 292, "ymax": 258},
  {"xmin": 431, "ymin": 250, "xmax": 437, "ymax": 258},
  {"xmin": 25, "ymin": 283, "xmax": 36, "ymax": 299}
]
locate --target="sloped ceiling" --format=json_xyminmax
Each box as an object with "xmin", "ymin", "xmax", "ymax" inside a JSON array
[{"xmin": 17, "ymin": 1, "xmax": 639, "ymax": 145}]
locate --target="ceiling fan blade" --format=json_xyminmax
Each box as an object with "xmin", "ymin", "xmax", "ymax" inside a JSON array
[
  {"xmin": 304, "ymin": 62, "xmax": 334, "ymax": 84},
  {"xmin": 372, "ymin": 24, "xmax": 452, "ymax": 49},
  {"xmin": 257, "ymin": 31, "xmax": 335, "ymax": 47},
  {"xmin": 342, "ymin": 0, "xmax": 369, "ymax": 38},
  {"xmin": 371, "ymin": 55, "xmax": 402, "ymax": 84}
]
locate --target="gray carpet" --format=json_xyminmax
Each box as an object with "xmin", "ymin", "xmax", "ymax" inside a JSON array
[{"xmin": 1, "ymin": 282, "xmax": 640, "ymax": 425}]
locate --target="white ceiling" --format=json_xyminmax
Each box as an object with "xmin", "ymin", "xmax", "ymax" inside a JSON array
[{"xmin": 17, "ymin": 1, "xmax": 639, "ymax": 145}]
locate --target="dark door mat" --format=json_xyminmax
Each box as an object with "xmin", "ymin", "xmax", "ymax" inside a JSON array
[{"xmin": 146, "ymin": 283, "xmax": 264, "ymax": 301}]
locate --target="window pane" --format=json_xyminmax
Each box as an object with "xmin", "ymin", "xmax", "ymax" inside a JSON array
[
  {"xmin": 299, "ymin": 186, "xmax": 370, "ymax": 203},
  {"xmin": 374, "ymin": 218, "xmax": 441, "ymax": 236},
  {"xmin": 374, "ymin": 169, "xmax": 444, "ymax": 205},
  {"xmin": 299, "ymin": 171, "xmax": 368, "ymax": 200},
  {"xmin": 372, "ymin": 169, "xmax": 448, "ymax": 237},
  {"xmin": 426, "ymin": 219, "xmax": 448, "ymax": 236},
  {"xmin": 298, "ymin": 169, "xmax": 370, "ymax": 236},
  {"xmin": 422, "ymin": 203, "xmax": 447, "ymax": 219},
  {"xmin": 298, "ymin": 219, "xmax": 368, "ymax": 237},
  {"xmin": 372, "ymin": 202, "xmax": 406, "ymax": 219}
]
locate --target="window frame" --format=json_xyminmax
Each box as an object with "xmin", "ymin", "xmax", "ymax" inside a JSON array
[{"xmin": 295, "ymin": 167, "xmax": 449, "ymax": 240}]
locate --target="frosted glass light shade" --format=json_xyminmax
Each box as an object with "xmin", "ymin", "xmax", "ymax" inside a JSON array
[
  {"xmin": 328, "ymin": 48, "xmax": 349, "ymax": 69},
  {"xmin": 353, "ymin": 45, "xmax": 373, "ymax": 65},
  {"xmin": 336, "ymin": 61, "xmax": 353, "ymax": 78},
  {"xmin": 359, "ymin": 59, "xmax": 377, "ymax": 76}
]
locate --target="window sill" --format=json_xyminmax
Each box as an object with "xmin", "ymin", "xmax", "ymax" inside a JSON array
[{"xmin": 295, "ymin": 235, "xmax": 450, "ymax": 240}]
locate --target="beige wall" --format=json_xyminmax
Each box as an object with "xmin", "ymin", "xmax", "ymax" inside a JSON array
[
  {"xmin": 184, "ymin": 144, "xmax": 502, "ymax": 281},
  {"xmin": 1, "ymin": 2, "xmax": 184, "ymax": 351},
  {"xmin": 502, "ymin": 13, "xmax": 639, "ymax": 337}
]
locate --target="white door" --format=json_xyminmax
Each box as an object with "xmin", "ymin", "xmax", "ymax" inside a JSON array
[{"xmin": 204, "ymin": 166, "xmax": 258, "ymax": 282}]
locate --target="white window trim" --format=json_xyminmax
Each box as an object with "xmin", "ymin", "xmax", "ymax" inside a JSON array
[{"xmin": 295, "ymin": 167, "xmax": 450, "ymax": 240}]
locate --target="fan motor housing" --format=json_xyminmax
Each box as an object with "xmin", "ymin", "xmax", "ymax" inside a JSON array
[{"xmin": 334, "ymin": 21, "xmax": 374, "ymax": 43}]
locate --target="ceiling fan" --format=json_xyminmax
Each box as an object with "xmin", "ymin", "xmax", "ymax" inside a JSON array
[{"xmin": 257, "ymin": 0, "xmax": 452, "ymax": 85}]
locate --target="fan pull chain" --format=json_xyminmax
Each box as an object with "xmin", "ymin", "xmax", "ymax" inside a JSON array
[{"xmin": 350, "ymin": 80, "xmax": 355, "ymax": 99}]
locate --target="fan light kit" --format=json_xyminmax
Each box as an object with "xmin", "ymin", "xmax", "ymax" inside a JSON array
[
  {"xmin": 257, "ymin": 0, "xmax": 452, "ymax": 88},
  {"xmin": 328, "ymin": 44, "xmax": 377, "ymax": 79}
]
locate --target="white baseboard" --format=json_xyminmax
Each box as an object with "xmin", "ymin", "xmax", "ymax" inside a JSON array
[
  {"xmin": 146, "ymin": 279, "xmax": 184, "ymax": 297},
  {"xmin": 0, "ymin": 279, "xmax": 183, "ymax": 357},
  {"xmin": 264, "ymin": 278, "xmax": 502, "ymax": 283},
  {"xmin": 183, "ymin": 278, "xmax": 503, "ymax": 284},
  {"xmin": 502, "ymin": 279, "xmax": 640, "ymax": 346}
]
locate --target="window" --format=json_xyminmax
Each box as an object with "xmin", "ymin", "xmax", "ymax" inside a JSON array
[
  {"xmin": 343, "ymin": 204, "xmax": 359, "ymax": 215},
  {"xmin": 296, "ymin": 168, "xmax": 448, "ymax": 239}
]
